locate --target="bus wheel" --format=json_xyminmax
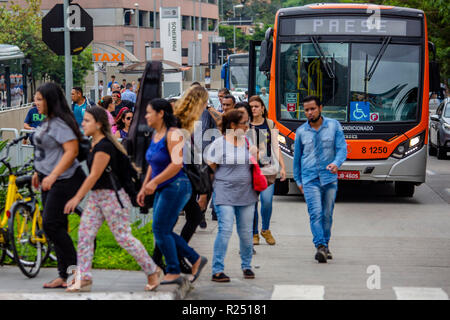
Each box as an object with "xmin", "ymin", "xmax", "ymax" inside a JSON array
[
  {"xmin": 274, "ymin": 179, "xmax": 289, "ymax": 195},
  {"xmin": 428, "ymin": 143, "xmax": 437, "ymax": 156},
  {"xmin": 394, "ymin": 181, "xmax": 415, "ymax": 197}
]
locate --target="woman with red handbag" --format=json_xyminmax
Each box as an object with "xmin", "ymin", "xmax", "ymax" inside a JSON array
[
  {"xmin": 205, "ymin": 109, "xmax": 262, "ymax": 282},
  {"xmin": 249, "ymin": 96, "xmax": 287, "ymax": 246}
]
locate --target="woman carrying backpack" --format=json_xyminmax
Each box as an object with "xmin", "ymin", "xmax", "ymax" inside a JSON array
[
  {"xmin": 64, "ymin": 106, "xmax": 162, "ymax": 292},
  {"xmin": 31, "ymin": 82, "xmax": 86, "ymax": 289},
  {"xmin": 137, "ymin": 98, "xmax": 207, "ymax": 285},
  {"xmin": 248, "ymin": 96, "xmax": 286, "ymax": 246}
]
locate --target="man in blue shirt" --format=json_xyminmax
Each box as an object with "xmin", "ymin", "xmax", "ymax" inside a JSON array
[
  {"xmin": 71, "ymin": 87, "xmax": 95, "ymax": 127},
  {"xmin": 293, "ymin": 95, "xmax": 347, "ymax": 263},
  {"xmin": 23, "ymin": 103, "xmax": 45, "ymax": 144},
  {"xmin": 121, "ymin": 83, "xmax": 137, "ymax": 103}
]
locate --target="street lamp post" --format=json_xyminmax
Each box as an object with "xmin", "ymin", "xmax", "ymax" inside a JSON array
[
  {"xmin": 233, "ymin": 4, "xmax": 244, "ymax": 53},
  {"xmin": 135, "ymin": 3, "xmax": 140, "ymax": 61}
]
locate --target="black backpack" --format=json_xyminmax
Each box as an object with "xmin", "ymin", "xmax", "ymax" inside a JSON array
[{"xmin": 107, "ymin": 148, "xmax": 142, "ymax": 208}]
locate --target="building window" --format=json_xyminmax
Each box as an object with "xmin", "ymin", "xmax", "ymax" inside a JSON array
[
  {"xmin": 182, "ymin": 48, "xmax": 189, "ymax": 57},
  {"xmin": 208, "ymin": 19, "xmax": 217, "ymax": 31},
  {"xmin": 150, "ymin": 11, "xmax": 160, "ymax": 28},
  {"xmin": 124, "ymin": 9, "xmax": 132, "ymax": 26},
  {"xmin": 182, "ymin": 16, "xmax": 191, "ymax": 30},
  {"xmin": 125, "ymin": 41, "xmax": 134, "ymax": 54},
  {"xmin": 139, "ymin": 10, "xmax": 145, "ymax": 27},
  {"xmin": 201, "ymin": 17, "xmax": 208, "ymax": 31}
]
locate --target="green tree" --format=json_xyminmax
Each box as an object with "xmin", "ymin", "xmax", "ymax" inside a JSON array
[
  {"xmin": 0, "ymin": 0, "xmax": 93, "ymax": 88},
  {"xmin": 341, "ymin": 0, "xmax": 450, "ymax": 82}
]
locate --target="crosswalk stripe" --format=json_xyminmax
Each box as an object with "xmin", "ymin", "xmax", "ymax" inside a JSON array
[
  {"xmin": 393, "ymin": 287, "xmax": 449, "ymax": 300},
  {"xmin": 271, "ymin": 285, "xmax": 325, "ymax": 300}
]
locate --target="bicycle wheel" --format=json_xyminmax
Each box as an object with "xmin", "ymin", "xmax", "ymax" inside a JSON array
[
  {"xmin": 8, "ymin": 203, "xmax": 42, "ymax": 278},
  {"xmin": 0, "ymin": 247, "xmax": 5, "ymax": 265},
  {"xmin": 42, "ymin": 241, "xmax": 57, "ymax": 263}
]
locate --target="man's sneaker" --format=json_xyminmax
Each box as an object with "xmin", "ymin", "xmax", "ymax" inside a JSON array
[
  {"xmin": 261, "ymin": 230, "xmax": 276, "ymax": 245},
  {"xmin": 243, "ymin": 269, "xmax": 255, "ymax": 279},
  {"xmin": 253, "ymin": 234, "xmax": 260, "ymax": 245},
  {"xmin": 212, "ymin": 272, "xmax": 230, "ymax": 282},
  {"xmin": 199, "ymin": 218, "xmax": 207, "ymax": 229},
  {"xmin": 315, "ymin": 245, "xmax": 327, "ymax": 263},
  {"xmin": 326, "ymin": 247, "xmax": 333, "ymax": 260}
]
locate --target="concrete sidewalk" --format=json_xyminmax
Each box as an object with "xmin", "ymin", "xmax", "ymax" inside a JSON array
[{"xmin": 0, "ymin": 265, "xmax": 193, "ymax": 300}]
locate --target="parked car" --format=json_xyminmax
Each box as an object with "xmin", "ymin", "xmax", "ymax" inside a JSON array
[{"xmin": 429, "ymin": 97, "xmax": 450, "ymax": 159}]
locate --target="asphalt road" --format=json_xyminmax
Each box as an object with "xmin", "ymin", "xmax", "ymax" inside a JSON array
[{"xmin": 185, "ymin": 153, "xmax": 450, "ymax": 300}]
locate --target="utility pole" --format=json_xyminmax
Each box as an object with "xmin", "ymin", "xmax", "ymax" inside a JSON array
[
  {"xmin": 153, "ymin": 0, "xmax": 157, "ymax": 50},
  {"xmin": 63, "ymin": 0, "xmax": 73, "ymax": 105},
  {"xmin": 192, "ymin": 0, "xmax": 196, "ymax": 82}
]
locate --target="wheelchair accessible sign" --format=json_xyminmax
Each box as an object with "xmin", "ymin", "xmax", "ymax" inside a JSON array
[{"xmin": 350, "ymin": 101, "xmax": 370, "ymax": 121}]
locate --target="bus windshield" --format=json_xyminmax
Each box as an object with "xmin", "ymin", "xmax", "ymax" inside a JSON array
[
  {"xmin": 229, "ymin": 65, "xmax": 248, "ymax": 91},
  {"xmin": 279, "ymin": 41, "xmax": 420, "ymax": 123}
]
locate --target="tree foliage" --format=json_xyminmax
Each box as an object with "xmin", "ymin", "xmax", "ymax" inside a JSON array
[
  {"xmin": 221, "ymin": 0, "xmax": 449, "ymax": 81},
  {"xmin": 0, "ymin": 0, "xmax": 93, "ymax": 88}
]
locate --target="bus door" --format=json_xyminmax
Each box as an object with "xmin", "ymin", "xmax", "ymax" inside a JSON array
[{"xmin": 248, "ymin": 40, "xmax": 271, "ymax": 98}]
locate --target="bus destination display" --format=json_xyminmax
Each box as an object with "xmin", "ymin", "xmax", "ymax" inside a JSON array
[{"xmin": 280, "ymin": 17, "xmax": 421, "ymax": 37}]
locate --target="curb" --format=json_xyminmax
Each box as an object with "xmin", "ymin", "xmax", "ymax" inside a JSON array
[{"xmin": 0, "ymin": 277, "xmax": 194, "ymax": 300}]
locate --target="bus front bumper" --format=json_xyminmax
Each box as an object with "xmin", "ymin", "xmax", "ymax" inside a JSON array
[{"xmin": 282, "ymin": 145, "xmax": 427, "ymax": 184}]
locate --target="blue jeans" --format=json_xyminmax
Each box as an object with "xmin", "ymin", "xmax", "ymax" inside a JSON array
[
  {"xmin": 253, "ymin": 183, "xmax": 275, "ymax": 234},
  {"xmin": 302, "ymin": 178, "xmax": 338, "ymax": 248},
  {"xmin": 152, "ymin": 176, "xmax": 200, "ymax": 274},
  {"xmin": 212, "ymin": 204, "xmax": 255, "ymax": 275}
]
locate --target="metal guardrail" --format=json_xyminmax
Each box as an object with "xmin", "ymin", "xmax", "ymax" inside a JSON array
[
  {"xmin": 0, "ymin": 128, "xmax": 151, "ymax": 227},
  {"xmin": 0, "ymin": 102, "xmax": 33, "ymax": 112}
]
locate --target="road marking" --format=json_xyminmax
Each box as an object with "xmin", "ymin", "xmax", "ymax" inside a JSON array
[
  {"xmin": 393, "ymin": 287, "xmax": 449, "ymax": 300},
  {"xmin": 271, "ymin": 285, "xmax": 325, "ymax": 300},
  {"xmin": 426, "ymin": 170, "xmax": 435, "ymax": 175}
]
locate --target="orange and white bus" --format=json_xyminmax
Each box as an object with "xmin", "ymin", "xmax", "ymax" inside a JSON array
[{"xmin": 249, "ymin": 3, "xmax": 440, "ymax": 197}]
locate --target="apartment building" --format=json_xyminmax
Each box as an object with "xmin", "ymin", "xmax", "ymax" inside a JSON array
[{"xmin": 12, "ymin": 0, "xmax": 220, "ymax": 66}]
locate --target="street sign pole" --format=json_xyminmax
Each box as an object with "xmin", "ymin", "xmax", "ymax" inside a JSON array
[{"xmin": 64, "ymin": 0, "xmax": 73, "ymax": 105}]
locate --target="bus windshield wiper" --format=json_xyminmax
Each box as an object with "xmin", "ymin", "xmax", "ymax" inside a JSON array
[
  {"xmin": 365, "ymin": 36, "xmax": 392, "ymax": 82},
  {"xmin": 310, "ymin": 36, "xmax": 335, "ymax": 79}
]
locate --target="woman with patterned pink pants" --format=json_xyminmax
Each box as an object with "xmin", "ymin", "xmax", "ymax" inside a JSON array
[{"xmin": 64, "ymin": 106, "xmax": 162, "ymax": 292}]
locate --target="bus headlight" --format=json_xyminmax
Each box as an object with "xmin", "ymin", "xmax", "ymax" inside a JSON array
[
  {"xmin": 392, "ymin": 132, "xmax": 425, "ymax": 159},
  {"xmin": 278, "ymin": 135, "xmax": 286, "ymax": 145},
  {"xmin": 443, "ymin": 123, "xmax": 450, "ymax": 131},
  {"xmin": 409, "ymin": 136, "xmax": 420, "ymax": 148}
]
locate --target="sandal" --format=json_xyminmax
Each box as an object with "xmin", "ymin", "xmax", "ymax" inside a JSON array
[
  {"xmin": 145, "ymin": 267, "xmax": 164, "ymax": 291},
  {"xmin": 66, "ymin": 279, "xmax": 93, "ymax": 293},
  {"xmin": 43, "ymin": 278, "xmax": 67, "ymax": 289}
]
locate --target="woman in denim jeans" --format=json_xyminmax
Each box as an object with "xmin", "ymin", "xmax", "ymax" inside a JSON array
[
  {"xmin": 248, "ymin": 96, "xmax": 287, "ymax": 246},
  {"xmin": 206, "ymin": 109, "xmax": 258, "ymax": 282},
  {"xmin": 136, "ymin": 98, "xmax": 207, "ymax": 285}
]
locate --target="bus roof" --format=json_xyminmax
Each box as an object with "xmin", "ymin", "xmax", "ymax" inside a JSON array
[
  {"xmin": 0, "ymin": 44, "xmax": 25, "ymax": 61},
  {"xmin": 278, "ymin": 3, "xmax": 424, "ymax": 18}
]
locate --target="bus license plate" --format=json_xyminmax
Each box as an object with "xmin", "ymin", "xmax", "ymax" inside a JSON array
[{"xmin": 338, "ymin": 171, "xmax": 360, "ymax": 180}]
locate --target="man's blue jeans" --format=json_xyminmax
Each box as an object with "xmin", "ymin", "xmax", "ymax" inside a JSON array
[
  {"xmin": 302, "ymin": 178, "xmax": 338, "ymax": 248},
  {"xmin": 212, "ymin": 204, "xmax": 254, "ymax": 275},
  {"xmin": 253, "ymin": 183, "xmax": 275, "ymax": 234},
  {"xmin": 152, "ymin": 176, "xmax": 200, "ymax": 274}
]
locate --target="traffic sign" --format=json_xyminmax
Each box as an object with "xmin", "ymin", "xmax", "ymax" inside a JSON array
[{"xmin": 42, "ymin": 3, "xmax": 93, "ymax": 55}]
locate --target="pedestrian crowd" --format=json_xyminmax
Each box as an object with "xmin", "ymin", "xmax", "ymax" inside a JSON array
[{"xmin": 26, "ymin": 79, "xmax": 346, "ymax": 292}]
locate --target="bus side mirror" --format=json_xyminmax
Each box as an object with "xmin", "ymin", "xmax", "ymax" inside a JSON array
[
  {"xmin": 259, "ymin": 28, "xmax": 273, "ymax": 73},
  {"xmin": 428, "ymin": 41, "xmax": 440, "ymax": 93}
]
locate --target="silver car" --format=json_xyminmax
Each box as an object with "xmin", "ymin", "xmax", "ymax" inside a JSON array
[{"xmin": 429, "ymin": 97, "xmax": 450, "ymax": 159}]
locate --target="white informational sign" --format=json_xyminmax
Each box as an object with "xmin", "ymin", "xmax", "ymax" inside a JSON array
[{"xmin": 160, "ymin": 7, "xmax": 182, "ymax": 96}]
